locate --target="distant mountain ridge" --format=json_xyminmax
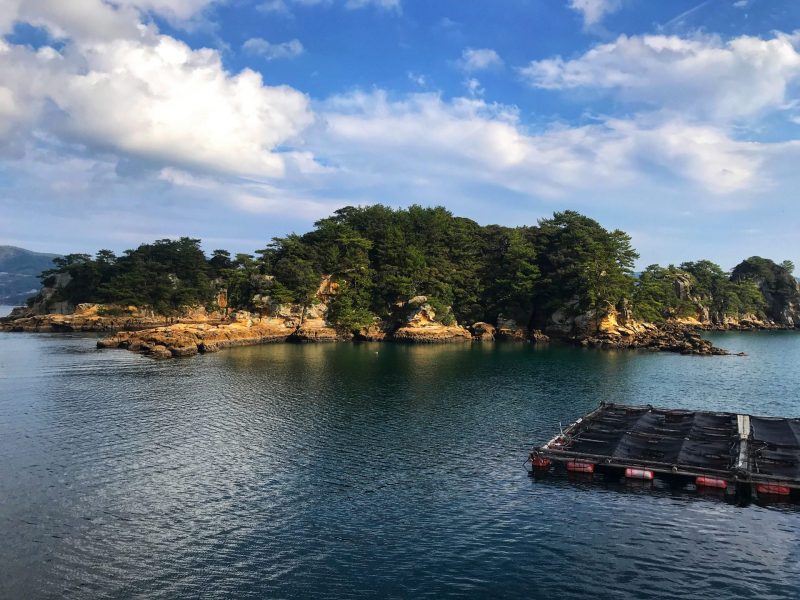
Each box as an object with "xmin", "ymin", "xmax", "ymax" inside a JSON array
[{"xmin": 0, "ymin": 246, "xmax": 60, "ymax": 305}]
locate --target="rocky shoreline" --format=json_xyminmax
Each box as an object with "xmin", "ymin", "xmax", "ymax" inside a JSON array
[
  {"xmin": 0, "ymin": 303, "xmax": 223, "ymax": 333},
  {"xmin": 93, "ymin": 316, "xmax": 748, "ymax": 359},
  {"xmin": 4, "ymin": 300, "xmax": 796, "ymax": 360}
]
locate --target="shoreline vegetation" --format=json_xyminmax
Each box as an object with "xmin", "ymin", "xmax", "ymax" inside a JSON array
[{"xmin": 2, "ymin": 206, "xmax": 798, "ymax": 358}]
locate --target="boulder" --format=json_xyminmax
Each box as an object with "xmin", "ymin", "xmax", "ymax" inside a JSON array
[
  {"xmin": 469, "ymin": 322, "xmax": 495, "ymax": 341},
  {"xmin": 356, "ymin": 324, "xmax": 391, "ymax": 341},
  {"xmin": 495, "ymin": 317, "xmax": 527, "ymax": 341},
  {"xmin": 530, "ymin": 330, "xmax": 550, "ymax": 343}
]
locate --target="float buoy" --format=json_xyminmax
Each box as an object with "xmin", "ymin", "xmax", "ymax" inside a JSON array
[
  {"xmin": 566, "ymin": 461, "xmax": 594, "ymax": 473},
  {"xmin": 625, "ymin": 468, "xmax": 654, "ymax": 480},
  {"xmin": 696, "ymin": 476, "xmax": 727, "ymax": 489},
  {"xmin": 756, "ymin": 483, "xmax": 791, "ymax": 496}
]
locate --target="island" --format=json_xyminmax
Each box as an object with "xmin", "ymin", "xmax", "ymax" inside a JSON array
[{"xmin": 2, "ymin": 206, "xmax": 798, "ymax": 358}]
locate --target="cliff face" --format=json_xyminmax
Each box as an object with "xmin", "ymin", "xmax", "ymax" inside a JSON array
[
  {"xmin": 391, "ymin": 299, "xmax": 471, "ymax": 343},
  {"xmin": 97, "ymin": 313, "xmax": 297, "ymax": 358}
]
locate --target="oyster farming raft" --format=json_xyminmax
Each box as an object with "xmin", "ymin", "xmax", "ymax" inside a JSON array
[{"xmin": 529, "ymin": 402, "xmax": 800, "ymax": 499}]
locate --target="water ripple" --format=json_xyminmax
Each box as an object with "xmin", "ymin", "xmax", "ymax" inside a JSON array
[{"xmin": 1, "ymin": 332, "xmax": 800, "ymax": 598}]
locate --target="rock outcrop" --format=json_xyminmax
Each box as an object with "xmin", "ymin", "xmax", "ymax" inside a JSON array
[
  {"xmin": 495, "ymin": 317, "xmax": 528, "ymax": 341},
  {"xmin": 469, "ymin": 322, "xmax": 496, "ymax": 341},
  {"xmin": 289, "ymin": 301, "xmax": 344, "ymax": 342},
  {"xmin": 355, "ymin": 323, "xmax": 392, "ymax": 341},
  {"xmin": 546, "ymin": 303, "xmax": 730, "ymax": 355},
  {"xmin": 391, "ymin": 300, "xmax": 471, "ymax": 343},
  {"xmin": 731, "ymin": 257, "xmax": 800, "ymax": 327},
  {"xmin": 97, "ymin": 314, "xmax": 297, "ymax": 358},
  {"xmin": 582, "ymin": 323, "xmax": 730, "ymax": 355},
  {"xmin": 530, "ymin": 329, "xmax": 550, "ymax": 343},
  {"xmin": 1, "ymin": 303, "xmax": 221, "ymax": 332}
]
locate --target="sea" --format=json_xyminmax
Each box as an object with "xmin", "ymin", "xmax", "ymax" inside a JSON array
[{"xmin": 1, "ymin": 309, "xmax": 799, "ymax": 598}]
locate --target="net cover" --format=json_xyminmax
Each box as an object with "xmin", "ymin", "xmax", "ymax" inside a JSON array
[
  {"xmin": 751, "ymin": 416, "xmax": 800, "ymax": 479},
  {"xmin": 563, "ymin": 405, "xmax": 738, "ymax": 471}
]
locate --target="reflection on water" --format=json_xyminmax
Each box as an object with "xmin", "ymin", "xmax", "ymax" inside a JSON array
[{"xmin": 1, "ymin": 332, "xmax": 799, "ymax": 598}]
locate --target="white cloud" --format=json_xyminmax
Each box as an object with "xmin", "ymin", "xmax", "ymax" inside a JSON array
[
  {"xmin": 459, "ymin": 47, "xmax": 503, "ymax": 72},
  {"xmin": 1, "ymin": 0, "xmax": 220, "ymax": 39},
  {"xmin": 522, "ymin": 33, "xmax": 800, "ymax": 122},
  {"xmin": 3, "ymin": 0, "xmax": 142, "ymax": 41},
  {"xmin": 114, "ymin": 0, "xmax": 218, "ymax": 21},
  {"xmin": 568, "ymin": 0, "xmax": 621, "ymax": 28},
  {"xmin": 344, "ymin": 0, "xmax": 400, "ymax": 10},
  {"xmin": 464, "ymin": 77, "xmax": 484, "ymax": 97},
  {"xmin": 316, "ymin": 90, "xmax": 762, "ymax": 197},
  {"xmin": 257, "ymin": 0, "xmax": 292, "ymax": 15},
  {"xmin": 243, "ymin": 37, "xmax": 304, "ymax": 60},
  {"xmin": 407, "ymin": 72, "xmax": 427, "ymax": 87},
  {"xmin": 0, "ymin": 5, "xmax": 314, "ymax": 179},
  {"xmin": 256, "ymin": 0, "xmax": 399, "ymax": 15}
]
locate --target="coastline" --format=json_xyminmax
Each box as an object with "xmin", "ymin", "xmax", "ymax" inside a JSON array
[{"xmin": 4, "ymin": 303, "xmax": 797, "ymax": 359}]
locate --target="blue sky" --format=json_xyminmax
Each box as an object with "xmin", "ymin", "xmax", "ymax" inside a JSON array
[{"xmin": 1, "ymin": 0, "xmax": 799, "ymax": 270}]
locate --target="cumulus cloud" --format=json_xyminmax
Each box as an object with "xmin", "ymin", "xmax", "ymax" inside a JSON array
[
  {"xmin": 521, "ymin": 32, "xmax": 800, "ymax": 122},
  {"xmin": 1, "ymin": 0, "xmax": 221, "ymax": 39},
  {"xmin": 0, "ymin": 2, "xmax": 314, "ymax": 178},
  {"xmin": 459, "ymin": 48, "xmax": 503, "ymax": 72},
  {"xmin": 243, "ymin": 37, "xmax": 304, "ymax": 60},
  {"xmin": 316, "ymin": 90, "xmax": 762, "ymax": 196},
  {"xmin": 568, "ymin": 0, "xmax": 621, "ymax": 28}
]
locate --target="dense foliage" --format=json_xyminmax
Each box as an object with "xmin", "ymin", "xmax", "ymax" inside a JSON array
[
  {"xmin": 32, "ymin": 205, "xmax": 797, "ymax": 330},
  {"xmin": 41, "ymin": 238, "xmax": 214, "ymax": 315},
  {"xmin": 632, "ymin": 261, "xmax": 766, "ymax": 323}
]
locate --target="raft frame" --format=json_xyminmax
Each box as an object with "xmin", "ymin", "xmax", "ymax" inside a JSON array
[{"xmin": 530, "ymin": 402, "xmax": 800, "ymax": 498}]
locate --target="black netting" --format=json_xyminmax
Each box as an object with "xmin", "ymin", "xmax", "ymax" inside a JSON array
[
  {"xmin": 752, "ymin": 447, "xmax": 800, "ymax": 479},
  {"xmin": 751, "ymin": 416, "xmax": 800, "ymax": 479},
  {"xmin": 751, "ymin": 417, "xmax": 800, "ymax": 447},
  {"xmin": 563, "ymin": 404, "xmax": 738, "ymax": 470},
  {"xmin": 546, "ymin": 404, "xmax": 800, "ymax": 483}
]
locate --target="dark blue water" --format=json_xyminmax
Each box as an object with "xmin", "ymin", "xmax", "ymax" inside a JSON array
[{"xmin": 1, "ymin": 331, "xmax": 799, "ymax": 599}]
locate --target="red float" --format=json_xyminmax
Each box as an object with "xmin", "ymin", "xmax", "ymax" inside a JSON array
[
  {"xmin": 566, "ymin": 461, "xmax": 594, "ymax": 473},
  {"xmin": 625, "ymin": 468, "xmax": 654, "ymax": 480},
  {"xmin": 531, "ymin": 455, "xmax": 551, "ymax": 469},
  {"xmin": 757, "ymin": 484, "xmax": 791, "ymax": 496},
  {"xmin": 696, "ymin": 476, "xmax": 727, "ymax": 489}
]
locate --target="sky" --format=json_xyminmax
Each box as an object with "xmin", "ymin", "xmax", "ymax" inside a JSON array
[{"xmin": 0, "ymin": 0, "xmax": 799, "ymax": 270}]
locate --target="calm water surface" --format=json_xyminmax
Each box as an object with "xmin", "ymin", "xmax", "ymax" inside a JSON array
[{"xmin": 1, "ymin": 330, "xmax": 799, "ymax": 599}]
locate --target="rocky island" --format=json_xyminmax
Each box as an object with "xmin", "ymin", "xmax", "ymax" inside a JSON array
[{"xmin": 2, "ymin": 206, "xmax": 798, "ymax": 358}]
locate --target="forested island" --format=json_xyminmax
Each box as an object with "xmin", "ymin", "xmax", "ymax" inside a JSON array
[{"xmin": 3, "ymin": 206, "xmax": 799, "ymax": 358}]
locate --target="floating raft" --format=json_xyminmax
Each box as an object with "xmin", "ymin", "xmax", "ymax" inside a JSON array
[{"xmin": 530, "ymin": 402, "xmax": 800, "ymax": 498}]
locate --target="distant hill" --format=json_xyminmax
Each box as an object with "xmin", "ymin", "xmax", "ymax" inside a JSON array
[{"xmin": 0, "ymin": 246, "xmax": 60, "ymax": 305}]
